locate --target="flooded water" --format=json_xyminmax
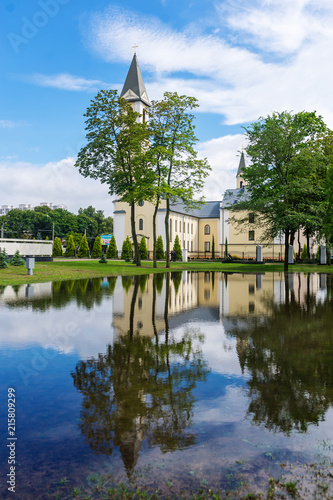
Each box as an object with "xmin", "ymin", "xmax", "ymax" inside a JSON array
[{"xmin": 0, "ymin": 272, "xmax": 333, "ymax": 498}]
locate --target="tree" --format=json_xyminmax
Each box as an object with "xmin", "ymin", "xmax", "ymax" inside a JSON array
[
  {"xmin": 138, "ymin": 236, "xmax": 148, "ymax": 260},
  {"xmin": 229, "ymin": 111, "xmax": 327, "ymax": 271},
  {"xmin": 52, "ymin": 237, "xmax": 63, "ymax": 257},
  {"xmin": 301, "ymin": 243, "xmax": 308, "ymax": 261},
  {"xmin": 91, "ymin": 235, "xmax": 102, "ymax": 259},
  {"xmin": 156, "ymin": 235, "xmax": 165, "ymax": 260},
  {"xmin": 149, "ymin": 92, "xmax": 211, "ymax": 268},
  {"xmin": 121, "ymin": 236, "xmax": 132, "ymax": 261},
  {"xmin": 173, "ymin": 235, "xmax": 182, "ymax": 260},
  {"xmin": 78, "ymin": 234, "xmax": 90, "ymax": 258},
  {"xmin": 0, "ymin": 249, "xmax": 9, "ymax": 268},
  {"xmin": 64, "ymin": 234, "xmax": 76, "ymax": 257},
  {"xmin": 75, "ymin": 90, "xmax": 153, "ymax": 267},
  {"xmin": 107, "ymin": 235, "xmax": 117, "ymax": 259},
  {"xmin": 10, "ymin": 250, "xmax": 25, "ymax": 266}
]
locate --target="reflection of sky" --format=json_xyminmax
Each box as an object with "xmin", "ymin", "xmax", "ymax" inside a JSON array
[{"xmin": 0, "ymin": 274, "xmax": 333, "ymax": 498}]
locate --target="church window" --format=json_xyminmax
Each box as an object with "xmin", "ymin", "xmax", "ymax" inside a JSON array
[
  {"xmin": 249, "ymin": 230, "xmax": 255, "ymax": 241},
  {"xmin": 249, "ymin": 213, "xmax": 255, "ymax": 223},
  {"xmin": 139, "ymin": 218, "xmax": 143, "ymax": 231},
  {"xmin": 143, "ymin": 109, "xmax": 146, "ymax": 122},
  {"xmin": 138, "ymin": 200, "xmax": 144, "ymax": 206},
  {"xmin": 205, "ymin": 241, "xmax": 210, "ymax": 252},
  {"xmin": 204, "ymin": 224, "xmax": 210, "ymax": 235},
  {"xmin": 175, "ymin": 220, "xmax": 177, "ymax": 232},
  {"xmin": 240, "ymin": 181, "xmax": 243, "ymax": 188}
]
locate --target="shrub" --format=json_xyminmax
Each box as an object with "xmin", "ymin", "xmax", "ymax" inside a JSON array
[
  {"xmin": 121, "ymin": 236, "xmax": 132, "ymax": 261},
  {"xmin": 10, "ymin": 250, "xmax": 25, "ymax": 266},
  {"xmin": 107, "ymin": 235, "xmax": 117, "ymax": 259},
  {"xmin": 52, "ymin": 237, "xmax": 62, "ymax": 257},
  {"xmin": 173, "ymin": 235, "xmax": 182, "ymax": 260},
  {"xmin": 301, "ymin": 243, "xmax": 308, "ymax": 261},
  {"xmin": 64, "ymin": 235, "xmax": 76, "ymax": 257},
  {"xmin": 99, "ymin": 253, "xmax": 107, "ymax": 264},
  {"xmin": 212, "ymin": 235, "xmax": 215, "ymax": 259},
  {"xmin": 91, "ymin": 236, "xmax": 102, "ymax": 259},
  {"xmin": 156, "ymin": 236, "xmax": 165, "ymax": 260},
  {"xmin": 0, "ymin": 249, "xmax": 9, "ymax": 268},
  {"xmin": 139, "ymin": 236, "xmax": 148, "ymax": 259},
  {"xmin": 78, "ymin": 234, "xmax": 90, "ymax": 258}
]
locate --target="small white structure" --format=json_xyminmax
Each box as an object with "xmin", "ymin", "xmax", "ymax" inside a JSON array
[{"xmin": 0, "ymin": 238, "xmax": 53, "ymax": 258}]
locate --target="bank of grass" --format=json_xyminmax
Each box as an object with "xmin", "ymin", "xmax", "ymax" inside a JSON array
[{"xmin": 0, "ymin": 258, "xmax": 332, "ymax": 286}]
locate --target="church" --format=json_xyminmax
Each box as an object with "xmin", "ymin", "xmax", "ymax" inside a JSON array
[{"xmin": 113, "ymin": 54, "xmax": 292, "ymax": 261}]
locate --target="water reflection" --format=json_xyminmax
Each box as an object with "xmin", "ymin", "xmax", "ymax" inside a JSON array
[{"xmin": 0, "ymin": 271, "xmax": 332, "ymax": 496}]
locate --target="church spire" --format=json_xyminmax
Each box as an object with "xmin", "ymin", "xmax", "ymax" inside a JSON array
[
  {"xmin": 236, "ymin": 150, "xmax": 246, "ymax": 189},
  {"xmin": 121, "ymin": 53, "xmax": 150, "ymax": 107}
]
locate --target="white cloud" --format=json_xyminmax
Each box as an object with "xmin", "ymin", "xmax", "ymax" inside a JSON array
[
  {"xmin": 0, "ymin": 158, "xmax": 113, "ymax": 215},
  {"xmin": 86, "ymin": 3, "xmax": 333, "ymax": 128},
  {"xmin": 0, "ymin": 119, "xmax": 29, "ymax": 128},
  {"xmin": 23, "ymin": 73, "xmax": 110, "ymax": 92}
]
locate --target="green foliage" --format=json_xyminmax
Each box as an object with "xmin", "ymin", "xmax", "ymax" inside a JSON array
[
  {"xmin": 78, "ymin": 234, "xmax": 90, "ymax": 258},
  {"xmin": 139, "ymin": 236, "xmax": 148, "ymax": 259},
  {"xmin": 99, "ymin": 253, "xmax": 107, "ymax": 264},
  {"xmin": 10, "ymin": 250, "xmax": 25, "ymax": 266},
  {"xmin": 212, "ymin": 235, "xmax": 215, "ymax": 259},
  {"xmin": 149, "ymin": 92, "xmax": 212, "ymax": 267},
  {"xmin": 173, "ymin": 235, "xmax": 182, "ymax": 260},
  {"xmin": 107, "ymin": 235, "xmax": 117, "ymax": 259},
  {"xmin": 225, "ymin": 237, "xmax": 228, "ymax": 259},
  {"xmin": 156, "ymin": 235, "xmax": 165, "ymax": 260},
  {"xmin": 121, "ymin": 236, "xmax": 132, "ymax": 261},
  {"xmin": 301, "ymin": 243, "xmax": 308, "ymax": 261},
  {"xmin": 229, "ymin": 110, "xmax": 328, "ymax": 270},
  {"xmin": 91, "ymin": 236, "xmax": 102, "ymax": 259},
  {"xmin": 75, "ymin": 90, "xmax": 154, "ymax": 267},
  {"xmin": 64, "ymin": 234, "xmax": 76, "ymax": 257},
  {"xmin": 52, "ymin": 237, "xmax": 63, "ymax": 257},
  {"xmin": 0, "ymin": 249, "xmax": 9, "ymax": 268},
  {"xmin": 66, "ymin": 232, "xmax": 82, "ymax": 247}
]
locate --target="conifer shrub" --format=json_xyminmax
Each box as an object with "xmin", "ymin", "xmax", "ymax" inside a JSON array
[
  {"xmin": 0, "ymin": 249, "xmax": 9, "ymax": 268},
  {"xmin": 64, "ymin": 235, "xmax": 76, "ymax": 257},
  {"xmin": 10, "ymin": 250, "xmax": 25, "ymax": 266},
  {"xmin": 301, "ymin": 243, "xmax": 308, "ymax": 261},
  {"xmin": 52, "ymin": 237, "xmax": 63, "ymax": 257},
  {"xmin": 212, "ymin": 235, "xmax": 215, "ymax": 259},
  {"xmin": 139, "ymin": 236, "xmax": 148, "ymax": 259},
  {"xmin": 91, "ymin": 236, "xmax": 102, "ymax": 259},
  {"xmin": 78, "ymin": 234, "xmax": 90, "ymax": 258},
  {"xmin": 156, "ymin": 236, "xmax": 165, "ymax": 260},
  {"xmin": 173, "ymin": 235, "xmax": 182, "ymax": 260},
  {"xmin": 99, "ymin": 253, "xmax": 107, "ymax": 264},
  {"xmin": 121, "ymin": 236, "xmax": 132, "ymax": 261},
  {"xmin": 107, "ymin": 235, "xmax": 117, "ymax": 259}
]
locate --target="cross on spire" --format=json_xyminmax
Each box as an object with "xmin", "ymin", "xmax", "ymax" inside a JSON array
[{"xmin": 132, "ymin": 44, "xmax": 138, "ymax": 54}]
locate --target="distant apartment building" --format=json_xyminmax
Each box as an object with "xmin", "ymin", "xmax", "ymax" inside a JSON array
[{"xmin": 0, "ymin": 202, "xmax": 67, "ymax": 215}]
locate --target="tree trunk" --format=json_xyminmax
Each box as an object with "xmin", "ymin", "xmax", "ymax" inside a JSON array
[
  {"xmin": 152, "ymin": 199, "xmax": 159, "ymax": 268},
  {"xmin": 165, "ymin": 197, "xmax": 170, "ymax": 268},
  {"xmin": 130, "ymin": 201, "xmax": 141, "ymax": 266},
  {"xmin": 284, "ymin": 229, "xmax": 289, "ymax": 272}
]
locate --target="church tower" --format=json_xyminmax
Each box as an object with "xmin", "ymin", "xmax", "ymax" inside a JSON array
[
  {"xmin": 236, "ymin": 150, "xmax": 246, "ymax": 189},
  {"xmin": 120, "ymin": 51, "xmax": 150, "ymax": 122}
]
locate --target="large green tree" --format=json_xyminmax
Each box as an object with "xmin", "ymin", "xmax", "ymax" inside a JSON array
[
  {"xmin": 75, "ymin": 90, "xmax": 153, "ymax": 266},
  {"xmin": 229, "ymin": 111, "xmax": 327, "ymax": 270},
  {"xmin": 149, "ymin": 92, "xmax": 211, "ymax": 268}
]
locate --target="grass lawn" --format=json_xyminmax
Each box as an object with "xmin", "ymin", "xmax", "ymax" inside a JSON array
[{"xmin": 0, "ymin": 258, "xmax": 332, "ymax": 286}]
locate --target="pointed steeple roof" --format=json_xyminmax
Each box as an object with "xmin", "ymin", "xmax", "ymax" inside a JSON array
[
  {"xmin": 121, "ymin": 54, "xmax": 150, "ymax": 106},
  {"xmin": 236, "ymin": 150, "xmax": 246, "ymax": 177}
]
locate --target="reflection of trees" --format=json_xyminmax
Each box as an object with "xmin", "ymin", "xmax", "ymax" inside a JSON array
[
  {"xmin": 229, "ymin": 274, "xmax": 333, "ymax": 434},
  {"xmin": 72, "ymin": 274, "xmax": 209, "ymax": 476}
]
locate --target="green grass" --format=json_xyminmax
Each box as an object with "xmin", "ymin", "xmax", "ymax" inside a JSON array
[{"xmin": 0, "ymin": 258, "xmax": 332, "ymax": 286}]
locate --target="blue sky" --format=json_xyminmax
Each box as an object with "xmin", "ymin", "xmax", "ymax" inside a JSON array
[{"xmin": 1, "ymin": 0, "xmax": 333, "ymax": 215}]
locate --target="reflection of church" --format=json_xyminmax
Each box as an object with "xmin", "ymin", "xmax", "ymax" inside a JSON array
[
  {"xmin": 112, "ymin": 271, "xmax": 324, "ymax": 338},
  {"xmin": 113, "ymin": 54, "xmax": 316, "ymax": 260}
]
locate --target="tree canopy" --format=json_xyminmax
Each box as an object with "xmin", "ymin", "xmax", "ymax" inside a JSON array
[{"xmin": 229, "ymin": 111, "xmax": 329, "ymax": 270}]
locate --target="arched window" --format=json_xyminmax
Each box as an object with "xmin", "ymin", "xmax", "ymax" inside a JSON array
[
  {"xmin": 139, "ymin": 218, "xmax": 143, "ymax": 231},
  {"xmin": 204, "ymin": 224, "xmax": 210, "ymax": 235}
]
